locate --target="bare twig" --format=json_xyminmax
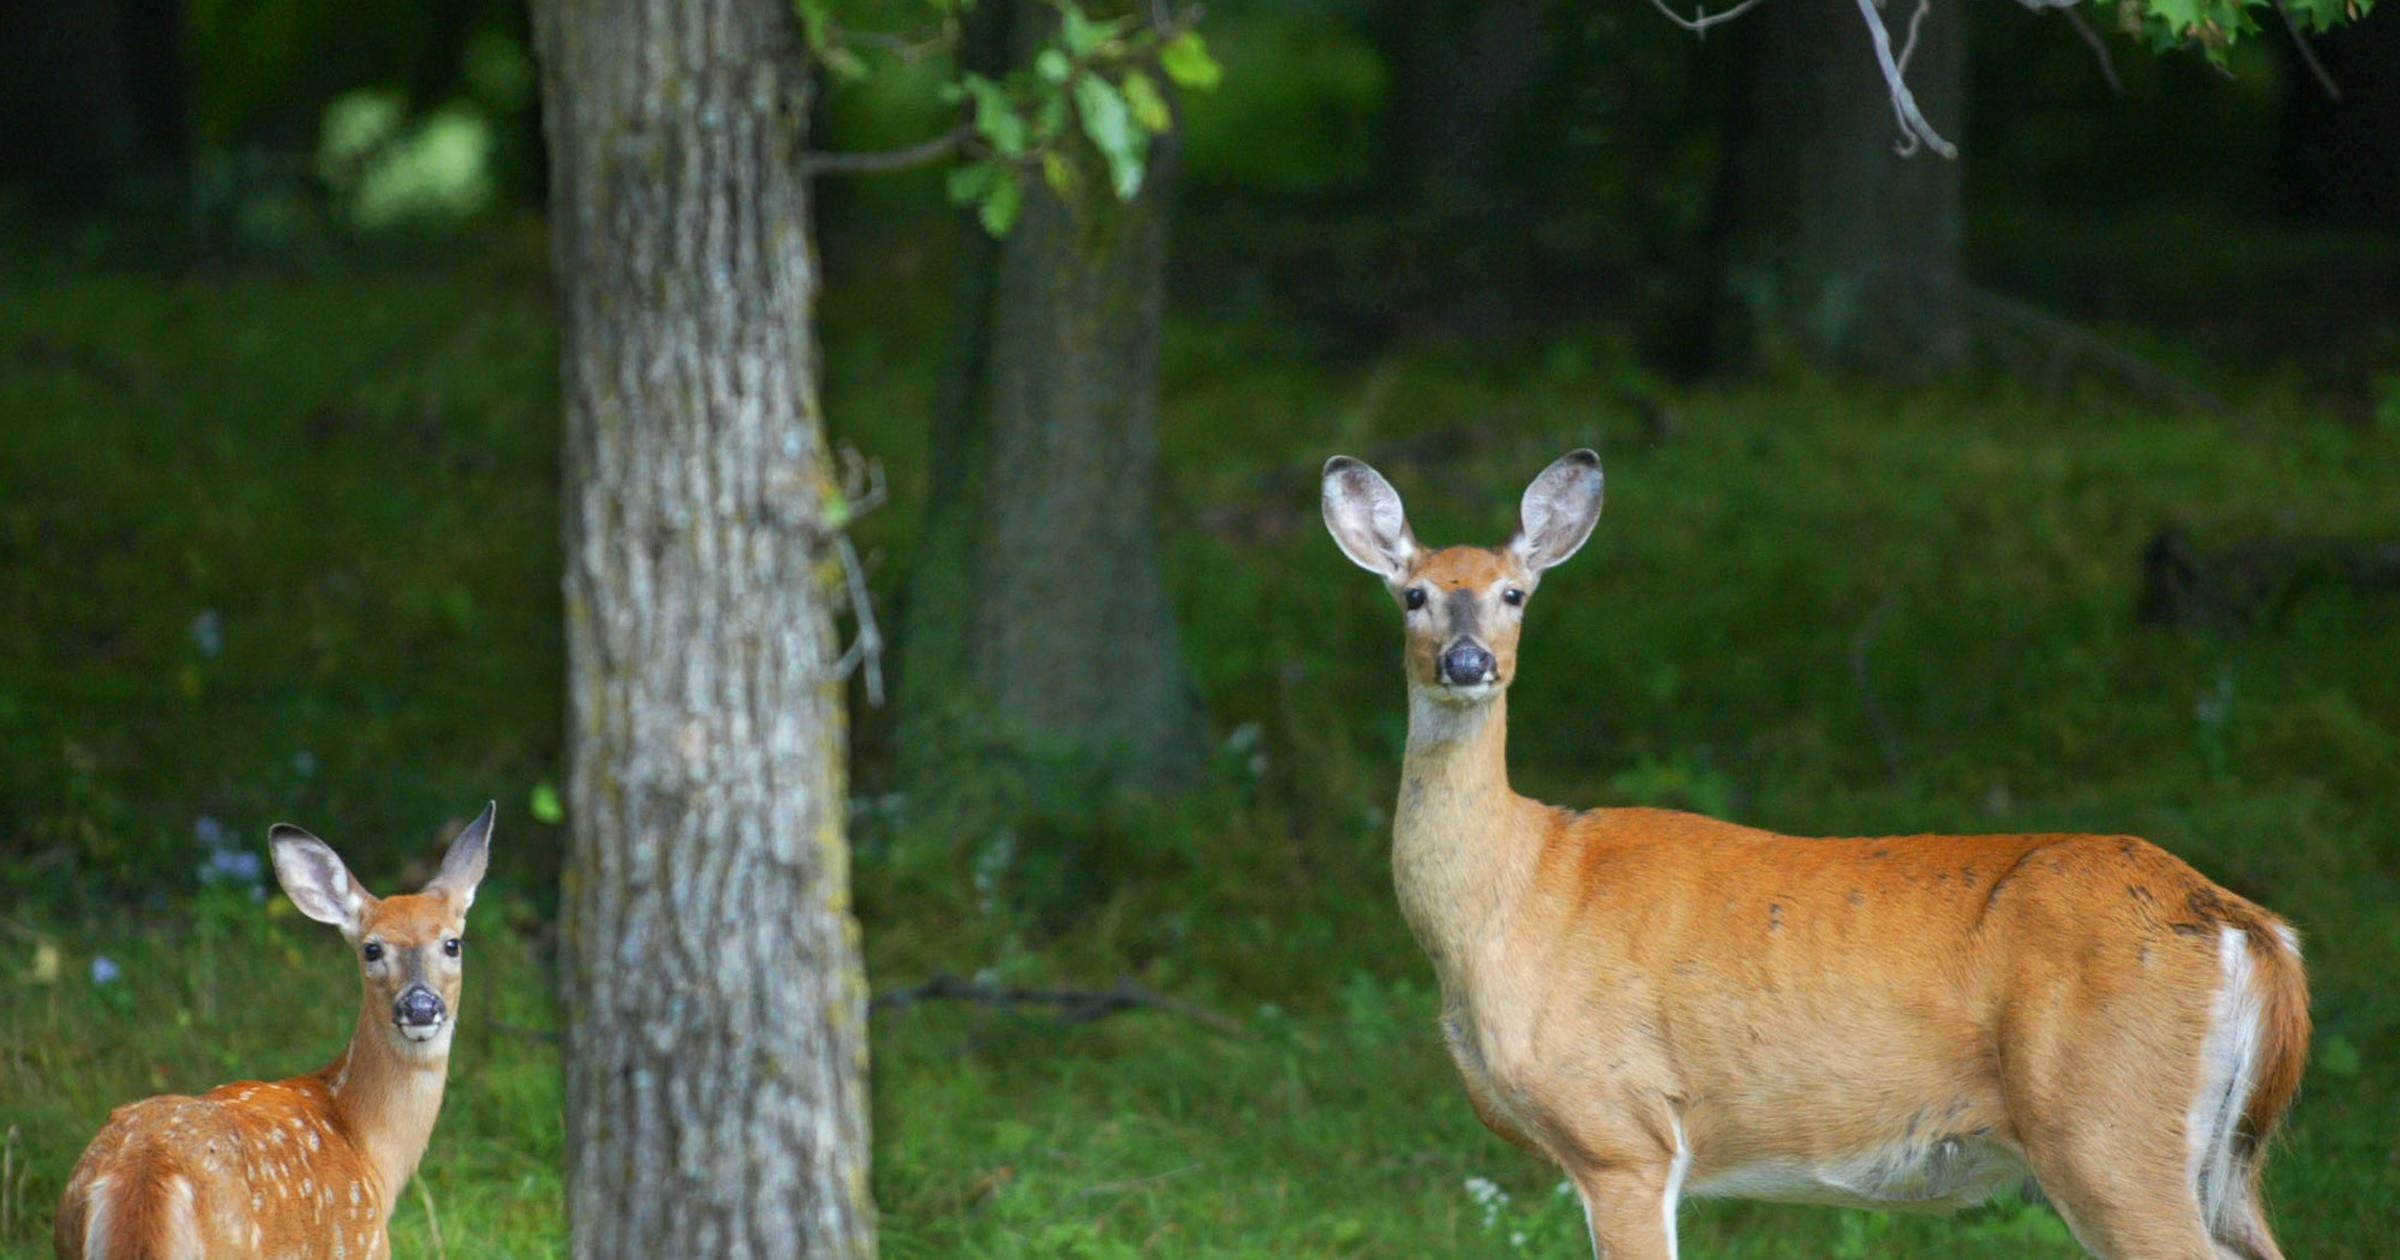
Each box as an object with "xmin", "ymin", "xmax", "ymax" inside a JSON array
[
  {"xmin": 2060, "ymin": 8, "xmax": 2126, "ymax": 94},
  {"xmin": 1895, "ymin": 0, "xmax": 1933, "ymax": 75},
  {"xmin": 1645, "ymin": 0, "xmax": 1769, "ymax": 36},
  {"xmin": 836, "ymin": 445, "xmax": 889, "ymax": 519},
  {"xmin": 806, "ymin": 127, "xmax": 971, "ymax": 177},
  {"xmin": 820, "ymin": 446, "xmax": 888, "ymax": 707},
  {"xmin": 1060, "ymin": 1163, "xmax": 1203, "ymax": 1207},
  {"xmin": 1855, "ymin": 0, "xmax": 1957, "ymax": 158},
  {"xmin": 874, "ymin": 974, "xmax": 1242, "ymax": 1035},
  {"xmin": 2273, "ymin": 0, "xmax": 2343, "ymax": 99},
  {"xmin": 831, "ymin": 535, "xmax": 885, "ymax": 707},
  {"xmin": 1964, "ymin": 287, "xmax": 2239, "ymax": 419}
]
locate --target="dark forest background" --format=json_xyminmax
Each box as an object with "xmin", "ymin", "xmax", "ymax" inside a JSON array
[{"xmin": 4, "ymin": 0, "xmax": 2396, "ymax": 1254}]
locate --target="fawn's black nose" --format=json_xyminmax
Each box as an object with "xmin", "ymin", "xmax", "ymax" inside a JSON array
[
  {"xmin": 1438, "ymin": 642, "xmax": 1497, "ymax": 686},
  {"xmin": 395, "ymin": 986, "xmax": 445, "ymax": 1027}
]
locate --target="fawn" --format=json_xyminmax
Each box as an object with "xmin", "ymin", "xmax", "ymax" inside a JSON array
[
  {"xmin": 55, "ymin": 804, "xmax": 494, "ymax": 1260},
  {"xmin": 1322, "ymin": 451, "xmax": 2307, "ymax": 1260}
]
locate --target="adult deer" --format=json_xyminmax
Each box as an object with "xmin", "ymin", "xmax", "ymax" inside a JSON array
[
  {"xmin": 55, "ymin": 805, "xmax": 495, "ymax": 1260},
  {"xmin": 1322, "ymin": 451, "xmax": 2307, "ymax": 1260}
]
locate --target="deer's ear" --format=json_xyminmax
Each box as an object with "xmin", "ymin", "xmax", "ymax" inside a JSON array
[
  {"xmin": 1322, "ymin": 456, "xmax": 1420, "ymax": 582},
  {"xmin": 425, "ymin": 801, "xmax": 495, "ymax": 912},
  {"xmin": 270, "ymin": 825, "xmax": 371, "ymax": 935},
  {"xmin": 1509, "ymin": 449, "xmax": 1604, "ymax": 572}
]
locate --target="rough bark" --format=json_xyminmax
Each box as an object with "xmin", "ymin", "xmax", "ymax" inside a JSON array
[
  {"xmin": 532, "ymin": 0, "xmax": 874, "ymax": 1256},
  {"xmin": 1714, "ymin": 0, "xmax": 1967, "ymax": 370},
  {"xmin": 897, "ymin": 109, "xmax": 1198, "ymax": 815}
]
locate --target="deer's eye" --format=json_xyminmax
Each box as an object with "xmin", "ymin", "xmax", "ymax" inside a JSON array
[
  {"xmin": 444, "ymin": 938, "xmax": 462, "ymax": 958},
  {"xmin": 1503, "ymin": 588, "xmax": 1525, "ymax": 607},
  {"xmin": 362, "ymin": 942, "xmax": 384, "ymax": 963},
  {"xmin": 1403, "ymin": 587, "xmax": 1427, "ymax": 611}
]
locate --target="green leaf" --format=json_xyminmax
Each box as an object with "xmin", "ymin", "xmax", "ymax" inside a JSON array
[
  {"xmin": 1042, "ymin": 150, "xmax": 1079, "ymax": 197},
  {"xmin": 1035, "ymin": 48, "xmax": 1074, "ymax": 85},
  {"xmin": 1072, "ymin": 73, "xmax": 1147, "ymax": 200},
  {"xmin": 1058, "ymin": 1, "xmax": 1117, "ymax": 58},
  {"xmin": 794, "ymin": 0, "xmax": 836, "ymax": 49},
  {"xmin": 1032, "ymin": 89, "xmax": 1071, "ymax": 144},
  {"xmin": 1121, "ymin": 70, "xmax": 1171, "ymax": 135},
  {"xmin": 1159, "ymin": 30, "xmax": 1223, "ymax": 91},
  {"xmin": 530, "ymin": 782, "xmax": 564, "ymax": 825},
  {"xmin": 945, "ymin": 158, "xmax": 998, "ymax": 207},
  {"xmin": 820, "ymin": 43, "xmax": 870, "ymax": 82},
  {"xmin": 979, "ymin": 168, "xmax": 1024, "ymax": 236},
  {"xmin": 961, "ymin": 74, "xmax": 1029, "ymax": 155}
]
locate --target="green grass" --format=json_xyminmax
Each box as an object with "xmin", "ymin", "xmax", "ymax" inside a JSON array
[{"xmin": 4, "ymin": 236, "xmax": 2397, "ymax": 1257}]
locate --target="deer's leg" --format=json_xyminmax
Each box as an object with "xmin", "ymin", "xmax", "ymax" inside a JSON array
[
  {"xmin": 2016, "ymin": 1124, "xmax": 2219, "ymax": 1260},
  {"xmin": 1564, "ymin": 1161, "xmax": 1681, "ymax": 1260}
]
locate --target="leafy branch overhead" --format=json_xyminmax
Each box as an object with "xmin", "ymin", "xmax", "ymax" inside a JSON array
[
  {"xmin": 1650, "ymin": 0, "xmax": 2377, "ymax": 159},
  {"xmin": 800, "ymin": 0, "xmax": 1221, "ymax": 236}
]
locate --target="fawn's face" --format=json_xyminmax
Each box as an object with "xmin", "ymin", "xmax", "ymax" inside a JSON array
[
  {"xmin": 272, "ymin": 804, "xmax": 493, "ymax": 1057},
  {"xmin": 1323, "ymin": 450, "xmax": 1604, "ymax": 705}
]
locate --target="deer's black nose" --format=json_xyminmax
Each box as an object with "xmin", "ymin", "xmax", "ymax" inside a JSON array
[
  {"xmin": 1438, "ymin": 642, "xmax": 1497, "ymax": 686},
  {"xmin": 395, "ymin": 986, "xmax": 445, "ymax": 1027}
]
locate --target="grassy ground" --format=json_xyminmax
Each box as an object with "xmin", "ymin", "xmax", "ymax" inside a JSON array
[{"xmin": 4, "ymin": 234, "xmax": 2396, "ymax": 1257}]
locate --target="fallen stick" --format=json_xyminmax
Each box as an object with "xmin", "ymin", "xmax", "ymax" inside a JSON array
[{"xmin": 873, "ymin": 973, "xmax": 1241, "ymax": 1035}]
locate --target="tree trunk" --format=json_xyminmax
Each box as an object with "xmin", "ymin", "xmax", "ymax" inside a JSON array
[
  {"xmin": 896, "ymin": 115, "xmax": 1198, "ymax": 817},
  {"xmin": 1713, "ymin": 0, "xmax": 1967, "ymax": 370},
  {"xmin": 532, "ymin": 1, "xmax": 874, "ymax": 1256}
]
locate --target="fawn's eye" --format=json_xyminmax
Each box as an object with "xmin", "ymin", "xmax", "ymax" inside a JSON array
[
  {"xmin": 444, "ymin": 938, "xmax": 462, "ymax": 958},
  {"xmin": 362, "ymin": 942, "xmax": 383, "ymax": 962},
  {"xmin": 1404, "ymin": 587, "xmax": 1427, "ymax": 611},
  {"xmin": 1503, "ymin": 588, "xmax": 1525, "ymax": 607}
]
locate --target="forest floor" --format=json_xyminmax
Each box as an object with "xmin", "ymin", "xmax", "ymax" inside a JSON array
[{"xmin": 4, "ymin": 228, "xmax": 2397, "ymax": 1258}]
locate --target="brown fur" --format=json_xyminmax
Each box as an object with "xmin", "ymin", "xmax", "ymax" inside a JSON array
[
  {"xmin": 1328, "ymin": 454, "xmax": 2309, "ymax": 1260},
  {"xmin": 57, "ymin": 821, "xmax": 485, "ymax": 1260}
]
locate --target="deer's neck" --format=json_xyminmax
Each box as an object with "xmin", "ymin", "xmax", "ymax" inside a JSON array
[
  {"xmin": 323, "ymin": 1008, "xmax": 451, "ymax": 1204},
  {"xmin": 1394, "ymin": 688, "xmax": 1541, "ymax": 964}
]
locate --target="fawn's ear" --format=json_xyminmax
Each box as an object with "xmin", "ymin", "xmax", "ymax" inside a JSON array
[
  {"xmin": 1322, "ymin": 456, "xmax": 1420, "ymax": 583},
  {"xmin": 424, "ymin": 801, "xmax": 495, "ymax": 913},
  {"xmin": 1509, "ymin": 449, "xmax": 1604, "ymax": 572},
  {"xmin": 270, "ymin": 825, "xmax": 371, "ymax": 936}
]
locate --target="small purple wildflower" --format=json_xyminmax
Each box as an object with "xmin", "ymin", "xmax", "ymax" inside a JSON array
[
  {"xmin": 194, "ymin": 814, "xmax": 236, "ymax": 853},
  {"xmin": 198, "ymin": 847, "xmax": 264, "ymax": 886},
  {"xmin": 91, "ymin": 955, "xmax": 121, "ymax": 986},
  {"xmin": 190, "ymin": 609, "xmax": 225, "ymax": 658}
]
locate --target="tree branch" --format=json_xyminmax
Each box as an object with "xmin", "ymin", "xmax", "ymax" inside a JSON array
[
  {"xmin": 1963, "ymin": 286, "xmax": 2238, "ymax": 418},
  {"xmin": 873, "ymin": 974, "xmax": 1242, "ymax": 1035},
  {"xmin": 2059, "ymin": 7, "xmax": 2126, "ymax": 95},
  {"xmin": 1895, "ymin": 0, "xmax": 1933, "ymax": 76},
  {"xmin": 2273, "ymin": 0, "xmax": 2343, "ymax": 99},
  {"xmin": 1645, "ymin": 0, "xmax": 1769, "ymax": 36},
  {"xmin": 805, "ymin": 127, "xmax": 970, "ymax": 177},
  {"xmin": 1855, "ymin": 0, "xmax": 1957, "ymax": 158},
  {"xmin": 830, "ymin": 535, "xmax": 885, "ymax": 707}
]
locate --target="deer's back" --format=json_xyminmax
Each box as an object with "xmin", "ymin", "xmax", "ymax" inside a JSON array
[
  {"xmin": 56, "ymin": 1076, "xmax": 386, "ymax": 1260},
  {"xmin": 1458, "ymin": 807, "xmax": 2285, "ymax": 1191}
]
